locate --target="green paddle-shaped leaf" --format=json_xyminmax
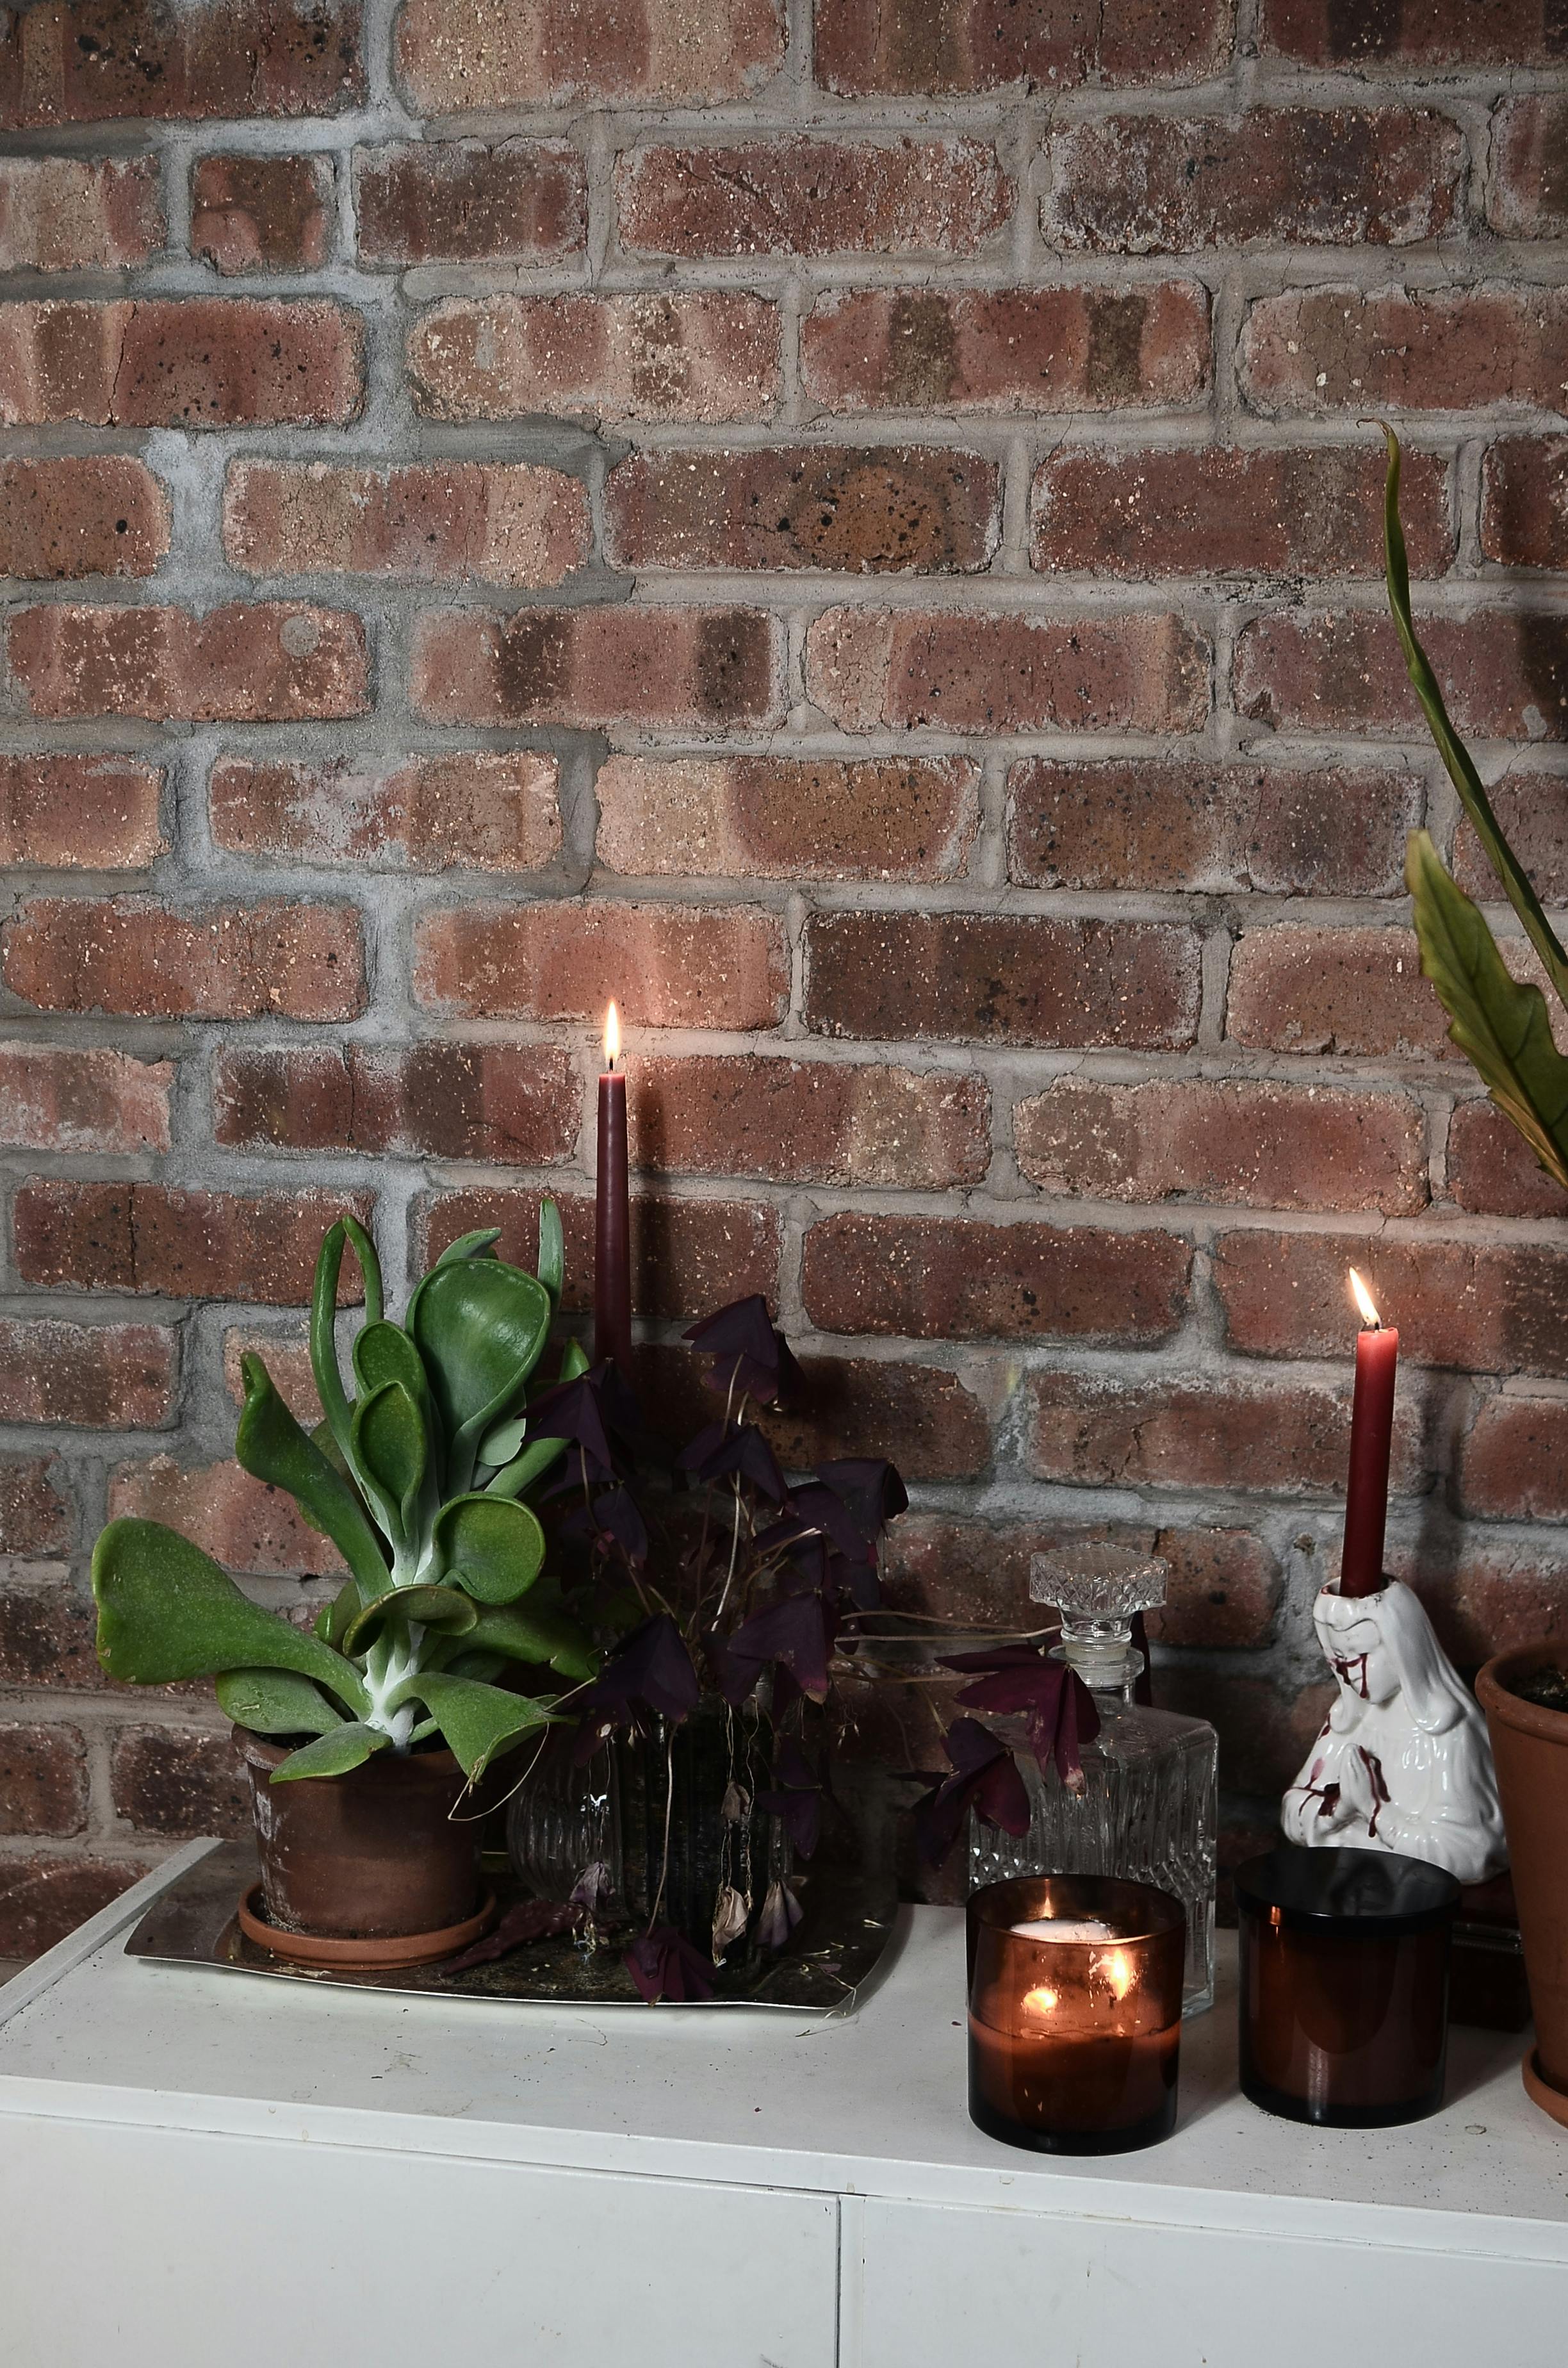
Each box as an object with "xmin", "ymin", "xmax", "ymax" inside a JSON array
[
  {"xmin": 235, "ymin": 1352, "xmax": 390, "ymax": 1600},
  {"xmin": 538, "ymin": 1196, "xmax": 564, "ymax": 1307},
  {"xmin": 433, "ymin": 1493, "xmax": 547, "ymax": 1605},
  {"xmin": 339, "ymin": 1583, "xmax": 478, "ymax": 1659},
  {"xmin": 270, "ymin": 1724, "xmax": 391, "ymax": 1782},
  {"xmin": 411, "ymin": 1258, "xmax": 552, "ymax": 1492},
  {"xmin": 466, "ymin": 1598, "xmax": 597, "ymax": 1681},
  {"xmin": 215, "ymin": 1668, "xmax": 345, "ymax": 1737},
  {"xmin": 391, "ymin": 1673, "xmax": 556, "ymax": 1782},
  {"xmin": 352, "ymin": 1378, "xmax": 428, "ymax": 1542},
  {"xmin": 93, "ymin": 1520, "xmax": 368, "ymax": 1716}
]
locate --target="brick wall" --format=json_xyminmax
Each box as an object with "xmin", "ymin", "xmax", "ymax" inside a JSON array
[{"xmin": 2, "ymin": 0, "xmax": 1567, "ymax": 1953}]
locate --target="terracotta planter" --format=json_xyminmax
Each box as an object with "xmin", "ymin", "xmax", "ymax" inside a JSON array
[
  {"xmin": 1476, "ymin": 1647, "xmax": 1568, "ymax": 2125},
  {"xmin": 234, "ymin": 1726, "xmax": 480, "ymax": 1944}
]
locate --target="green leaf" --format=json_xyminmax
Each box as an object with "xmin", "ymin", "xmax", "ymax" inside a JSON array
[
  {"xmin": 352, "ymin": 1320, "xmax": 431, "ymax": 1413},
  {"xmin": 1380, "ymin": 422, "xmax": 1568, "ymax": 1010},
  {"xmin": 434, "ymin": 1228, "xmax": 502, "ymax": 1267},
  {"xmin": 316, "ymin": 1577, "xmax": 361, "ymax": 1648},
  {"xmin": 1407, "ymin": 830, "xmax": 1568, "ymax": 1193},
  {"xmin": 467, "ymin": 1599, "xmax": 598, "ymax": 1682},
  {"xmin": 476, "ymin": 1411, "xmax": 528, "ymax": 1468},
  {"xmin": 392, "ymin": 1673, "xmax": 556, "ymax": 1782},
  {"xmin": 485, "ymin": 1431, "xmax": 569, "ymax": 1502},
  {"xmin": 215, "ymin": 1668, "xmax": 345, "ymax": 1737},
  {"xmin": 410, "ymin": 1257, "xmax": 552, "ymax": 1492},
  {"xmin": 234, "ymin": 1352, "xmax": 391, "ymax": 1600},
  {"xmin": 557, "ymin": 1337, "xmax": 591, "ymax": 1385},
  {"xmin": 311, "ymin": 1222, "xmax": 356, "ymax": 1470},
  {"xmin": 339, "ymin": 1583, "xmax": 478, "ymax": 1658},
  {"xmin": 352, "ymin": 1379, "xmax": 428, "ymax": 1540},
  {"xmin": 538, "ymin": 1197, "xmax": 564, "ymax": 1307},
  {"xmin": 433, "ymin": 1493, "xmax": 546, "ymax": 1605},
  {"xmin": 269, "ymin": 1724, "xmax": 391, "ymax": 1782},
  {"xmin": 92, "ymin": 1520, "xmax": 369, "ymax": 1716}
]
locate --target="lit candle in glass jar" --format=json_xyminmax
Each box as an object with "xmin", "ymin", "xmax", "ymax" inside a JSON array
[{"xmin": 968, "ymin": 1877, "xmax": 1186, "ymax": 2155}]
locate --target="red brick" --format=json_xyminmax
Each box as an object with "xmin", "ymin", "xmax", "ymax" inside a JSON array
[
  {"xmin": 396, "ymin": 0, "xmax": 783, "ymax": 111},
  {"xmin": 4, "ymin": 896, "xmax": 364, "ymax": 1020},
  {"xmin": 1234, "ymin": 611, "xmax": 1568, "ymax": 744},
  {"xmin": 0, "ymin": 456, "xmax": 168, "ymax": 581},
  {"xmin": 1027, "ymin": 1368, "xmax": 1428, "ymax": 1497},
  {"xmin": 0, "ymin": 1455, "xmax": 73, "ymax": 1554},
  {"xmin": 1389, "ymin": 1546, "xmax": 1568, "ymax": 1672},
  {"xmin": 1009, "ymin": 759, "xmax": 1416, "ymax": 897},
  {"xmin": 1261, "ymin": 0, "xmax": 1563, "ymax": 69},
  {"xmin": 7, "ymin": 603, "xmax": 368, "ymax": 721},
  {"xmin": 802, "ymin": 1212, "xmax": 1191, "ymax": 1344},
  {"xmin": 213, "ymin": 1041, "xmax": 580, "ymax": 1163},
  {"xmin": 355, "ymin": 141, "xmax": 583, "ymax": 264},
  {"xmin": 1227, "ymin": 925, "xmax": 1450, "ymax": 1060},
  {"xmin": 0, "ymin": 299, "xmax": 363, "ymax": 426},
  {"xmin": 222, "ymin": 1328, "xmax": 319, "ymax": 1425},
  {"xmin": 14, "ymin": 1183, "xmax": 373, "ymax": 1306},
  {"xmin": 0, "ymin": 1042, "xmax": 171, "ymax": 1154},
  {"xmin": 1453, "ymin": 772, "xmax": 1568, "ymax": 903},
  {"xmin": 409, "ymin": 293, "xmax": 780, "ymax": 425},
  {"xmin": 1159, "ymin": 1667, "xmax": 1333, "ymax": 1800},
  {"xmin": 1462, "ymin": 1395, "xmax": 1568, "ymax": 1521},
  {"xmin": 416, "ymin": 900, "xmax": 787, "ymax": 1031},
  {"xmin": 814, "ymin": 0, "xmax": 1232, "ymax": 92},
  {"xmin": 421, "ymin": 1188, "xmax": 781, "ymax": 1323},
  {"xmin": 0, "ymin": 1317, "xmax": 176, "ymax": 1427},
  {"xmin": 801, "ymin": 283, "xmax": 1211, "ymax": 415},
  {"xmin": 1148, "ymin": 1531, "xmax": 1282, "ymax": 1652},
  {"xmin": 606, "ymin": 446, "xmax": 999, "ymax": 577},
  {"xmin": 110, "ymin": 1725, "xmax": 250, "ymax": 1839},
  {"xmin": 0, "ymin": 1724, "xmax": 87, "ymax": 1837},
  {"xmin": 1239, "ymin": 288, "xmax": 1568, "ymax": 418},
  {"xmin": 0, "ymin": 0, "xmax": 364, "ymax": 126},
  {"xmin": 1016, "ymin": 1077, "xmax": 1426, "ymax": 1215},
  {"xmin": 209, "ymin": 752, "xmax": 560, "ymax": 873},
  {"xmin": 596, "ymin": 754, "xmax": 977, "ymax": 884},
  {"xmin": 629, "ymin": 1053, "xmax": 989, "ymax": 1188},
  {"xmin": 412, "ymin": 605, "xmax": 780, "ymax": 732},
  {"xmin": 0, "ymin": 1574, "xmax": 101, "ymax": 1686},
  {"xmin": 617, "ymin": 137, "xmax": 1011, "ymax": 259},
  {"xmin": 806, "ymin": 606, "xmax": 1210, "ymax": 735},
  {"xmin": 879, "ymin": 1511, "xmax": 1142, "ymax": 1627},
  {"xmin": 1049, "ymin": 111, "xmax": 1462, "ymax": 253},
  {"xmin": 108, "ymin": 1455, "xmax": 341, "ymax": 1579},
  {"xmin": 224, "ymin": 460, "xmax": 588, "ymax": 587},
  {"xmin": 628, "ymin": 1341, "xmax": 990, "ymax": 1482},
  {"xmin": 1214, "ymin": 1228, "xmax": 1568, "ymax": 1378},
  {"xmin": 0, "ymin": 753, "xmax": 163, "ymax": 868},
  {"xmin": 1445, "ymin": 1099, "xmax": 1566, "ymax": 1221},
  {"xmin": 1032, "ymin": 446, "xmax": 1451, "ymax": 579},
  {"xmin": 1488, "ymin": 97, "xmax": 1568, "ymax": 239},
  {"xmin": 0, "ymin": 154, "xmax": 163, "ymax": 267},
  {"xmin": 805, "ymin": 912, "xmax": 1200, "ymax": 1049},
  {"xmin": 0, "ymin": 1857, "xmax": 149, "ymax": 1958},
  {"xmin": 1480, "ymin": 438, "xmax": 1568, "ymax": 571},
  {"xmin": 191, "ymin": 152, "xmax": 330, "ymax": 273}
]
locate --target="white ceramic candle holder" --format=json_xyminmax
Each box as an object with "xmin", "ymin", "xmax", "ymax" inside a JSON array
[{"xmin": 1282, "ymin": 1579, "xmax": 1508, "ymax": 1887}]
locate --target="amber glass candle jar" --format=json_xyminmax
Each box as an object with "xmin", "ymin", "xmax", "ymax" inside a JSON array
[
  {"xmin": 1236, "ymin": 1846, "xmax": 1460, "ymax": 2128},
  {"xmin": 967, "ymin": 1874, "xmax": 1186, "ymax": 2155}
]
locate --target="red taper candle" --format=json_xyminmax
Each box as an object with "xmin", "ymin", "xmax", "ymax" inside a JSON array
[
  {"xmin": 594, "ymin": 1001, "xmax": 632, "ymax": 1375},
  {"xmin": 1339, "ymin": 1267, "xmax": 1398, "ymax": 1599}
]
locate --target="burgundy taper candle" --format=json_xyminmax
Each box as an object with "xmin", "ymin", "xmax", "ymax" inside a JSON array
[
  {"xmin": 594, "ymin": 1002, "xmax": 632, "ymax": 1374},
  {"xmin": 1339, "ymin": 1267, "xmax": 1398, "ymax": 1600}
]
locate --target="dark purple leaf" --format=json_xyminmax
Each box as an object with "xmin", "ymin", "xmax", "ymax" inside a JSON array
[
  {"xmin": 757, "ymin": 1734, "xmax": 823, "ymax": 1857},
  {"xmin": 523, "ymin": 1372, "xmax": 614, "ymax": 1477},
  {"xmin": 444, "ymin": 1897, "xmax": 585, "ymax": 1971},
  {"xmin": 685, "ymin": 1296, "xmax": 802, "ymax": 1407},
  {"xmin": 625, "ymin": 1925, "xmax": 716, "ymax": 2003},
  {"xmin": 813, "ymin": 1458, "xmax": 909, "ymax": 1537},
  {"xmin": 678, "ymin": 1419, "xmax": 788, "ymax": 1502},
  {"xmin": 913, "ymin": 1716, "xmax": 1032, "ymax": 1865},
  {"xmin": 578, "ymin": 1613, "xmax": 699, "ymax": 1736},
  {"xmin": 590, "ymin": 1484, "xmax": 649, "ymax": 1566},
  {"xmin": 712, "ymin": 1591, "xmax": 832, "ymax": 1706},
  {"xmin": 948, "ymin": 1649, "xmax": 1100, "ymax": 1791}
]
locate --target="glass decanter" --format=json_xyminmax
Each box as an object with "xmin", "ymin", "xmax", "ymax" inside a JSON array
[{"xmin": 968, "ymin": 1543, "xmax": 1218, "ymax": 2014}]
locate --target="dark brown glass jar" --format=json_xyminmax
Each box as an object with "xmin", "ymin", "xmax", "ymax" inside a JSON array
[{"xmin": 1236, "ymin": 1846, "xmax": 1460, "ymax": 2127}]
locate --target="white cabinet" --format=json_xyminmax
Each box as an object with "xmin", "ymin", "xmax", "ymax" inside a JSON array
[{"xmin": 1, "ymin": 1843, "xmax": 1565, "ymax": 2368}]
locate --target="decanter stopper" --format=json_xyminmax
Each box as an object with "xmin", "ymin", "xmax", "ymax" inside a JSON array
[{"xmin": 1031, "ymin": 1543, "xmax": 1168, "ymax": 1691}]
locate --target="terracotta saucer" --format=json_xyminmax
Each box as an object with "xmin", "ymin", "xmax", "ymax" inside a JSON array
[
  {"xmin": 1522, "ymin": 2047, "xmax": 1568, "ymax": 2131},
  {"xmin": 236, "ymin": 1884, "xmax": 496, "ymax": 1972}
]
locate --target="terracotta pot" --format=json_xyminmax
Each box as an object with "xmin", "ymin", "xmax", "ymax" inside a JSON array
[
  {"xmin": 234, "ymin": 1727, "xmax": 479, "ymax": 1941},
  {"xmin": 1476, "ymin": 1647, "xmax": 1568, "ymax": 2116}
]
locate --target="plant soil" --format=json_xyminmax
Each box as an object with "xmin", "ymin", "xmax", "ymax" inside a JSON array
[{"xmin": 1508, "ymin": 1664, "xmax": 1568, "ymax": 1714}]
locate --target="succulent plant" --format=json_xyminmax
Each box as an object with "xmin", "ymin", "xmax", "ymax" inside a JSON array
[
  {"xmin": 1382, "ymin": 423, "xmax": 1568, "ymax": 1196},
  {"xmin": 91, "ymin": 1210, "xmax": 595, "ymax": 1784}
]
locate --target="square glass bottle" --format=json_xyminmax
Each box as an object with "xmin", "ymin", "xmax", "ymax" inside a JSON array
[{"xmin": 968, "ymin": 1545, "xmax": 1218, "ymax": 2015}]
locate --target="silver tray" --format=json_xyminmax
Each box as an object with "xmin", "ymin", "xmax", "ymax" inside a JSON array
[{"xmin": 124, "ymin": 1839, "xmax": 900, "ymax": 2014}]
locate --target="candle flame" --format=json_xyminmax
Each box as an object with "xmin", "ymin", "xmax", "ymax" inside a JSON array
[
  {"xmin": 1022, "ymin": 1984, "xmax": 1059, "ymax": 2018},
  {"xmin": 1097, "ymin": 1947, "xmax": 1138, "ymax": 2003},
  {"xmin": 603, "ymin": 1001, "xmax": 620, "ymax": 1070},
  {"xmin": 1348, "ymin": 1267, "xmax": 1380, "ymax": 1329}
]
